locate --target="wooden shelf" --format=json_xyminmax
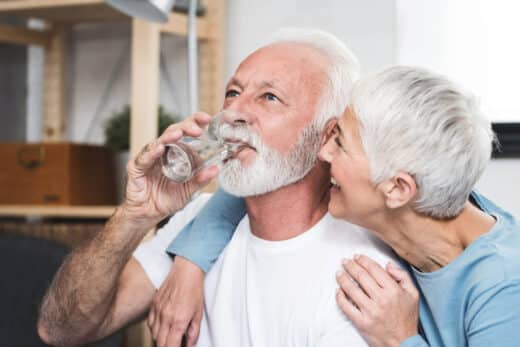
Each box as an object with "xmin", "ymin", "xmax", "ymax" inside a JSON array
[
  {"xmin": 0, "ymin": 0, "xmax": 212, "ymax": 38},
  {"xmin": 0, "ymin": 0, "xmax": 127, "ymax": 22},
  {"xmin": 0, "ymin": 205, "xmax": 116, "ymax": 218}
]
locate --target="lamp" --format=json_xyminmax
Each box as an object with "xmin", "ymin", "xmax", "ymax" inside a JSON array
[
  {"xmin": 106, "ymin": 0, "xmax": 176, "ymax": 23},
  {"xmin": 107, "ymin": 0, "xmax": 200, "ymax": 113}
]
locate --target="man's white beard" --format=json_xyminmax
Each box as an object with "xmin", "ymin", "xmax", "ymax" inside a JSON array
[{"xmin": 218, "ymin": 122, "xmax": 322, "ymax": 197}]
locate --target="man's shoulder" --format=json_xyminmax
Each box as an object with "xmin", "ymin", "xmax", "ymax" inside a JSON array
[
  {"xmin": 182, "ymin": 193, "xmax": 214, "ymax": 216},
  {"xmin": 162, "ymin": 193, "xmax": 213, "ymax": 227},
  {"xmin": 320, "ymin": 214, "xmax": 397, "ymax": 265}
]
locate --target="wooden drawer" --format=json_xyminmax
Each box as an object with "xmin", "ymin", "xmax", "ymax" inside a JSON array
[{"xmin": 0, "ymin": 143, "xmax": 116, "ymax": 205}]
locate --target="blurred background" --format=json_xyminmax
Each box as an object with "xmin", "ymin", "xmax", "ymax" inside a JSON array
[{"xmin": 0, "ymin": 0, "xmax": 518, "ymax": 346}]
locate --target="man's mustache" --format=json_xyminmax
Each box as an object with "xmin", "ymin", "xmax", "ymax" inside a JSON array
[{"xmin": 218, "ymin": 124, "xmax": 260, "ymax": 151}]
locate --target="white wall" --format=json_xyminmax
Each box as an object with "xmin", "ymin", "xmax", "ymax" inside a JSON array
[
  {"xmin": 225, "ymin": 0, "xmax": 396, "ymax": 78},
  {"xmin": 395, "ymin": 0, "xmax": 520, "ymax": 218},
  {"xmin": 25, "ymin": 0, "xmax": 396, "ymax": 144},
  {"xmin": 67, "ymin": 22, "xmax": 190, "ymax": 143}
]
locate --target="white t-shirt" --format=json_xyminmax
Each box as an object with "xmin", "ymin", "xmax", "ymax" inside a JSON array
[{"xmin": 134, "ymin": 194, "xmax": 396, "ymax": 347}]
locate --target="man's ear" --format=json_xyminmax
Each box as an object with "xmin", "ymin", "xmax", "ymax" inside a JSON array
[
  {"xmin": 378, "ymin": 172, "xmax": 417, "ymax": 210},
  {"xmin": 321, "ymin": 118, "xmax": 338, "ymax": 147}
]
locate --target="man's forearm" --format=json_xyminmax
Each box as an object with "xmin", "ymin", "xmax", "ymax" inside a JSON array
[{"xmin": 38, "ymin": 207, "xmax": 150, "ymax": 346}]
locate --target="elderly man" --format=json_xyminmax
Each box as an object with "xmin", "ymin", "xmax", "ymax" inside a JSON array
[{"xmin": 38, "ymin": 28, "xmax": 394, "ymax": 347}]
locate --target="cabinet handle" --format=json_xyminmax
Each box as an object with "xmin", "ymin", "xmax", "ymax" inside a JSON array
[{"xmin": 17, "ymin": 146, "xmax": 46, "ymax": 170}]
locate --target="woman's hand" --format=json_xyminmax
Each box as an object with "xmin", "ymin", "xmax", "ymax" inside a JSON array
[
  {"xmin": 336, "ymin": 255, "xmax": 419, "ymax": 347},
  {"xmin": 148, "ymin": 256, "xmax": 205, "ymax": 347},
  {"xmin": 121, "ymin": 112, "xmax": 218, "ymax": 229}
]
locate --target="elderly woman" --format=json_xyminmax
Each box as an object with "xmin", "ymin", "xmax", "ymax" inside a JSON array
[
  {"xmin": 318, "ymin": 66, "xmax": 520, "ymax": 346},
  {"xmin": 147, "ymin": 66, "xmax": 520, "ymax": 347}
]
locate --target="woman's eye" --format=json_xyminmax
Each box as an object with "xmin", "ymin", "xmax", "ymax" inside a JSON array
[
  {"xmin": 334, "ymin": 134, "xmax": 347, "ymax": 153},
  {"xmin": 225, "ymin": 90, "xmax": 239, "ymax": 98},
  {"xmin": 334, "ymin": 136, "xmax": 342, "ymax": 148},
  {"xmin": 264, "ymin": 92, "xmax": 279, "ymax": 102}
]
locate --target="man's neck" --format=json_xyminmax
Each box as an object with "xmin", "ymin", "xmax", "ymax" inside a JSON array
[{"xmin": 244, "ymin": 165, "xmax": 330, "ymax": 241}]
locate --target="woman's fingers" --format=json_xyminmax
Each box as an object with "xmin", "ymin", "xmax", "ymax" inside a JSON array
[
  {"xmin": 353, "ymin": 254, "xmax": 399, "ymax": 289},
  {"xmin": 386, "ymin": 262, "xmax": 419, "ymax": 297},
  {"xmin": 342, "ymin": 258, "xmax": 382, "ymax": 300},
  {"xmin": 336, "ymin": 287, "xmax": 362, "ymax": 323},
  {"xmin": 336, "ymin": 269, "xmax": 372, "ymax": 312}
]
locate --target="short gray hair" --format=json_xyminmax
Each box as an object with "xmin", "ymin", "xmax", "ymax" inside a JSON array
[
  {"xmin": 351, "ymin": 66, "xmax": 494, "ymax": 218},
  {"xmin": 268, "ymin": 28, "xmax": 361, "ymax": 130}
]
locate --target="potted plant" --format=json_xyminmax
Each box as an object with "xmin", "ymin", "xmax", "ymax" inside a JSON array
[{"xmin": 104, "ymin": 105, "xmax": 181, "ymax": 201}]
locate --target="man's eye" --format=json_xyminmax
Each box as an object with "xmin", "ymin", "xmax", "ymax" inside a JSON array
[
  {"xmin": 225, "ymin": 90, "xmax": 239, "ymax": 98},
  {"xmin": 263, "ymin": 93, "xmax": 279, "ymax": 102}
]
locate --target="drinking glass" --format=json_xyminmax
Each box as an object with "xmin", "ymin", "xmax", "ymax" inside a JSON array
[{"xmin": 161, "ymin": 111, "xmax": 241, "ymax": 182}]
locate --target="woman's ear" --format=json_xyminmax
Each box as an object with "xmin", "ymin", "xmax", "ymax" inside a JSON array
[
  {"xmin": 378, "ymin": 172, "xmax": 417, "ymax": 210},
  {"xmin": 321, "ymin": 118, "xmax": 338, "ymax": 146}
]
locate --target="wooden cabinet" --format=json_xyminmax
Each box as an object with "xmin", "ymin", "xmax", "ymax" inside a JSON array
[{"xmin": 0, "ymin": 143, "xmax": 116, "ymax": 205}]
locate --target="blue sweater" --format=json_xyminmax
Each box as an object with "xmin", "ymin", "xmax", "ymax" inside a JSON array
[
  {"xmin": 167, "ymin": 190, "xmax": 520, "ymax": 346},
  {"xmin": 401, "ymin": 192, "xmax": 520, "ymax": 347}
]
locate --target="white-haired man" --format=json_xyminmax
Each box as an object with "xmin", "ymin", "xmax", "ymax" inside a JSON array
[{"xmin": 38, "ymin": 28, "xmax": 395, "ymax": 347}]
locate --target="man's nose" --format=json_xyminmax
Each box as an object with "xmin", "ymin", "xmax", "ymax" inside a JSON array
[{"xmin": 224, "ymin": 108, "xmax": 254, "ymax": 126}]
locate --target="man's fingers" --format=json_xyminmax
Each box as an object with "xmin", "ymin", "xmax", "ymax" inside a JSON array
[
  {"xmin": 134, "ymin": 111, "xmax": 214, "ymax": 175},
  {"xmin": 342, "ymin": 259, "xmax": 381, "ymax": 299},
  {"xmin": 132, "ymin": 140, "xmax": 166, "ymax": 173},
  {"xmin": 192, "ymin": 165, "xmax": 219, "ymax": 185},
  {"xmin": 353, "ymin": 254, "xmax": 397, "ymax": 289},
  {"xmin": 158, "ymin": 128, "xmax": 184, "ymax": 146},
  {"xmin": 159, "ymin": 112, "xmax": 211, "ymax": 143},
  {"xmin": 193, "ymin": 112, "xmax": 212, "ymax": 126},
  {"xmin": 175, "ymin": 165, "xmax": 219, "ymax": 203}
]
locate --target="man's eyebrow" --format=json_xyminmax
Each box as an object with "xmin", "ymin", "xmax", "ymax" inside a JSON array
[
  {"xmin": 226, "ymin": 78, "xmax": 243, "ymax": 89},
  {"xmin": 258, "ymin": 80, "xmax": 277, "ymax": 89}
]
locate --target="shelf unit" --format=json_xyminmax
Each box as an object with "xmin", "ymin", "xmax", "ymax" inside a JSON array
[
  {"xmin": 0, "ymin": 2, "xmax": 226, "ymax": 346},
  {"xmin": 0, "ymin": 0, "xmax": 226, "ymax": 219},
  {"xmin": 0, "ymin": 205, "xmax": 115, "ymax": 218}
]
